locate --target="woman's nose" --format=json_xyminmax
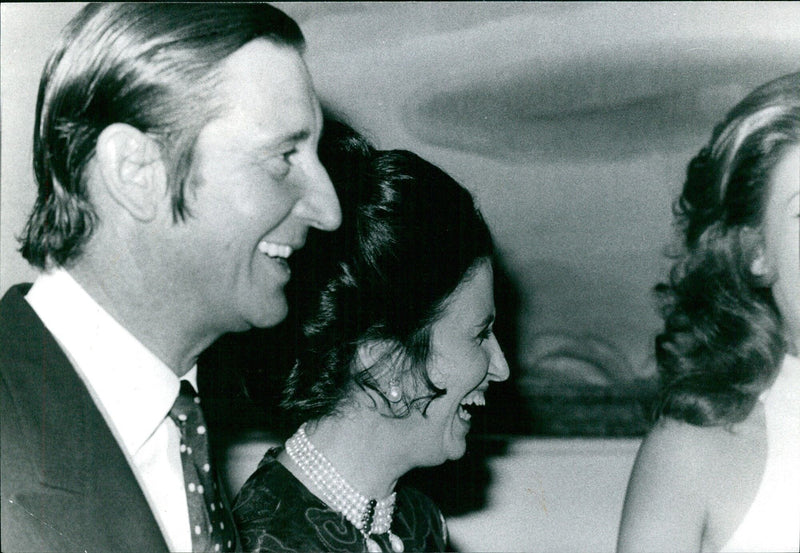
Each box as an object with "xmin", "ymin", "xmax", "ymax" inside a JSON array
[{"xmin": 487, "ymin": 335, "xmax": 510, "ymax": 382}]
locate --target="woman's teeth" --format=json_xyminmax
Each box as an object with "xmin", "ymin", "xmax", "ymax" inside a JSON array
[
  {"xmin": 258, "ymin": 241, "xmax": 293, "ymax": 259},
  {"xmin": 458, "ymin": 391, "xmax": 486, "ymax": 421}
]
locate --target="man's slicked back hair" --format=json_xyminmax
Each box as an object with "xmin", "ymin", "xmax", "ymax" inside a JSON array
[{"xmin": 21, "ymin": 3, "xmax": 304, "ymax": 268}]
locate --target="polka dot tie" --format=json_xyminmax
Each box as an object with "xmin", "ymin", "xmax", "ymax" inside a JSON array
[{"xmin": 169, "ymin": 381, "xmax": 237, "ymax": 552}]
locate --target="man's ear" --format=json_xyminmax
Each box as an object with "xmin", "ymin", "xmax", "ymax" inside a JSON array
[
  {"xmin": 95, "ymin": 123, "xmax": 167, "ymax": 222},
  {"xmin": 357, "ymin": 339, "xmax": 396, "ymax": 371}
]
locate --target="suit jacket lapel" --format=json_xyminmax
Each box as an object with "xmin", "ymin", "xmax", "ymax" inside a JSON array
[{"xmin": 2, "ymin": 285, "xmax": 169, "ymax": 552}]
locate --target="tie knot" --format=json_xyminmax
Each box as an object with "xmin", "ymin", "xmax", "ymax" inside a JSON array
[{"xmin": 169, "ymin": 380, "xmax": 203, "ymax": 426}]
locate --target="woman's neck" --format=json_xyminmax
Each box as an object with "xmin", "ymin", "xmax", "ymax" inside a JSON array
[{"xmin": 283, "ymin": 411, "xmax": 410, "ymax": 500}]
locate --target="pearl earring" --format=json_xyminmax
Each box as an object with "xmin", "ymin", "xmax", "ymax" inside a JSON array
[{"xmin": 387, "ymin": 380, "xmax": 403, "ymax": 403}]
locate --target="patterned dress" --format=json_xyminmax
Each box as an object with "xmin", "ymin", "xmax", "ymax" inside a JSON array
[{"xmin": 234, "ymin": 448, "xmax": 449, "ymax": 553}]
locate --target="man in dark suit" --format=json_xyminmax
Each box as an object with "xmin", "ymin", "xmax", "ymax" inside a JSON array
[{"xmin": 0, "ymin": 4, "xmax": 341, "ymax": 552}]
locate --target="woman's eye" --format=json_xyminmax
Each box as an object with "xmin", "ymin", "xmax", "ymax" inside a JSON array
[
  {"xmin": 282, "ymin": 148, "xmax": 298, "ymax": 162},
  {"xmin": 477, "ymin": 326, "xmax": 493, "ymax": 343}
]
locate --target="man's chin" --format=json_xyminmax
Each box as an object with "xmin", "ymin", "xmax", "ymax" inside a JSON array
[
  {"xmin": 227, "ymin": 289, "xmax": 289, "ymax": 332},
  {"xmin": 249, "ymin": 296, "xmax": 289, "ymax": 329}
]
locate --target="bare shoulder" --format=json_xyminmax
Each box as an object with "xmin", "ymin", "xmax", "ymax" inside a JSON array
[
  {"xmin": 639, "ymin": 405, "xmax": 765, "ymax": 474},
  {"xmin": 641, "ymin": 417, "xmax": 719, "ymax": 457},
  {"xmin": 617, "ymin": 412, "xmax": 766, "ymax": 553},
  {"xmin": 640, "ymin": 412, "xmax": 761, "ymax": 461},
  {"xmin": 628, "ymin": 418, "xmax": 723, "ymax": 503}
]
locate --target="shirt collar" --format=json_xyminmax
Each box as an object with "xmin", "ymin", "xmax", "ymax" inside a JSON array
[{"xmin": 26, "ymin": 268, "xmax": 198, "ymax": 454}]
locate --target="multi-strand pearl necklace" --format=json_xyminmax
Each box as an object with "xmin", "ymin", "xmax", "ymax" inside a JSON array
[{"xmin": 285, "ymin": 423, "xmax": 404, "ymax": 553}]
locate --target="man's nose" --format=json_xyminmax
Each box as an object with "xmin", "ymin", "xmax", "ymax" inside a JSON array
[{"xmin": 296, "ymin": 157, "xmax": 342, "ymax": 231}]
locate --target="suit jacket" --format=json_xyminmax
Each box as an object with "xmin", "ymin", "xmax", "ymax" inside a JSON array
[{"xmin": 1, "ymin": 284, "xmax": 170, "ymax": 553}]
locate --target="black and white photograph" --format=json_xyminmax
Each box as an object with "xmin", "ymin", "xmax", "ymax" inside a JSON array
[{"xmin": 2, "ymin": 3, "xmax": 799, "ymax": 552}]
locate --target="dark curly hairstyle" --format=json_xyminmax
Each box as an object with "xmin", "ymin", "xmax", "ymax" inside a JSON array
[
  {"xmin": 282, "ymin": 126, "xmax": 494, "ymax": 422},
  {"xmin": 19, "ymin": 3, "xmax": 304, "ymax": 269},
  {"xmin": 654, "ymin": 72, "xmax": 800, "ymax": 426}
]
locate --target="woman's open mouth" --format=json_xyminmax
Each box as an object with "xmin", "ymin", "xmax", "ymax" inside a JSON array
[{"xmin": 457, "ymin": 390, "xmax": 486, "ymax": 422}]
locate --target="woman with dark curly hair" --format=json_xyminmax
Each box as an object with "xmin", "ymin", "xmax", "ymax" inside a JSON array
[
  {"xmin": 618, "ymin": 72, "xmax": 800, "ymax": 553},
  {"xmin": 233, "ymin": 120, "xmax": 509, "ymax": 553}
]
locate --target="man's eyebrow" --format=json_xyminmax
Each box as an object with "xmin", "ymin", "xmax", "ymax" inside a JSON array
[
  {"xmin": 283, "ymin": 129, "xmax": 311, "ymax": 142},
  {"xmin": 260, "ymin": 129, "xmax": 311, "ymax": 149}
]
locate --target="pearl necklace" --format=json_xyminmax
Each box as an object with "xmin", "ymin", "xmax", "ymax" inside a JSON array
[{"xmin": 285, "ymin": 424, "xmax": 405, "ymax": 553}]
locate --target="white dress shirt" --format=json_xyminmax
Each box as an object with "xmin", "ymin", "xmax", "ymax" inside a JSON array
[{"xmin": 26, "ymin": 268, "xmax": 193, "ymax": 552}]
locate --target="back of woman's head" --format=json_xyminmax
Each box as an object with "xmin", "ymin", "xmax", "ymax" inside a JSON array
[
  {"xmin": 283, "ymin": 145, "xmax": 494, "ymax": 421},
  {"xmin": 655, "ymin": 72, "xmax": 800, "ymax": 426}
]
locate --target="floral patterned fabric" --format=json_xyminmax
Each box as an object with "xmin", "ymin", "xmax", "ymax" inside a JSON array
[{"xmin": 234, "ymin": 448, "xmax": 449, "ymax": 552}]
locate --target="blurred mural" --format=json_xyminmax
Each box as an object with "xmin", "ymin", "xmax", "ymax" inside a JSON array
[{"xmin": 270, "ymin": 1, "xmax": 800, "ymax": 437}]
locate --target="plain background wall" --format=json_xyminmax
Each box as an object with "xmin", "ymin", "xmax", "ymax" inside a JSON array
[{"xmin": 1, "ymin": 3, "xmax": 84, "ymax": 291}]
